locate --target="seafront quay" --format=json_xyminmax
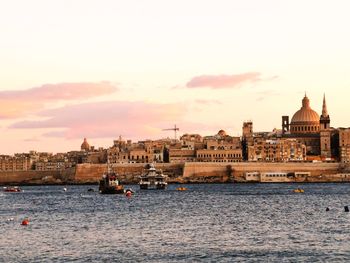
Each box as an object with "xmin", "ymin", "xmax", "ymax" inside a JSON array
[{"xmin": 1, "ymin": 162, "xmax": 350, "ymax": 185}]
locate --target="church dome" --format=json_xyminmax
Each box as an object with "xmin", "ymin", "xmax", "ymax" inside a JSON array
[
  {"xmin": 217, "ymin": 130, "xmax": 227, "ymax": 136},
  {"xmin": 291, "ymin": 96, "xmax": 319, "ymax": 124},
  {"xmin": 81, "ymin": 138, "xmax": 90, "ymax": 151},
  {"xmin": 290, "ymin": 95, "xmax": 320, "ymax": 134}
]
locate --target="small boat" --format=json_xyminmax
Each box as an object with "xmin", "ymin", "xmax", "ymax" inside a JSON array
[
  {"xmin": 293, "ymin": 188, "xmax": 304, "ymax": 193},
  {"xmin": 3, "ymin": 186, "xmax": 22, "ymax": 192},
  {"xmin": 99, "ymin": 164, "xmax": 124, "ymax": 194},
  {"xmin": 139, "ymin": 164, "xmax": 168, "ymax": 190},
  {"xmin": 176, "ymin": 187, "xmax": 187, "ymax": 191}
]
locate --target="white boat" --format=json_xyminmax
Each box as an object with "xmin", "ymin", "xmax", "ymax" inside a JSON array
[{"xmin": 139, "ymin": 164, "xmax": 167, "ymax": 190}]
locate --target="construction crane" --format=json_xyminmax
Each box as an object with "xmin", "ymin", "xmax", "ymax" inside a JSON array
[{"xmin": 163, "ymin": 124, "xmax": 179, "ymax": 141}]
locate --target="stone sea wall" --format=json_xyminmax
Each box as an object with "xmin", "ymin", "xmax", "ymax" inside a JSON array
[
  {"xmin": 0, "ymin": 167, "xmax": 76, "ymax": 185},
  {"xmin": 182, "ymin": 162, "xmax": 348, "ymax": 183},
  {"xmin": 1, "ymin": 162, "xmax": 350, "ymax": 185}
]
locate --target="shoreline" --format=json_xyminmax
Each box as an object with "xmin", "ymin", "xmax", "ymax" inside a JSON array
[{"xmin": 1, "ymin": 162, "xmax": 350, "ymax": 185}]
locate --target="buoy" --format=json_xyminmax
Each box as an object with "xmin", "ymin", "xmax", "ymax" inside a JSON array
[
  {"xmin": 63, "ymin": 187, "xmax": 67, "ymax": 192},
  {"xmin": 326, "ymin": 207, "xmax": 330, "ymax": 211},
  {"xmin": 345, "ymin": 206, "xmax": 349, "ymax": 212},
  {"xmin": 125, "ymin": 191, "xmax": 132, "ymax": 197},
  {"xmin": 21, "ymin": 218, "xmax": 29, "ymax": 226}
]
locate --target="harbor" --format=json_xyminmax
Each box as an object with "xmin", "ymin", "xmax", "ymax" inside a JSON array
[
  {"xmin": 1, "ymin": 161, "xmax": 350, "ymax": 186},
  {"xmin": 2, "ymin": 183, "xmax": 350, "ymax": 262}
]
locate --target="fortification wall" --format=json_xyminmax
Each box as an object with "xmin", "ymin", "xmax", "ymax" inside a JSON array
[
  {"xmin": 183, "ymin": 162, "xmax": 346, "ymax": 183},
  {"xmin": 1, "ymin": 162, "xmax": 349, "ymax": 185},
  {"xmin": 0, "ymin": 168, "xmax": 76, "ymax": 185}
]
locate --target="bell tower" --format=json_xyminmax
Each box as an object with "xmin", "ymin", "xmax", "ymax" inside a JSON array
[
  {"xmin": 320, "ymin": 94, "xmax": 331, "ymax": 159},
  {"xmin": 282, "ymin": 116, "xmax": 289, "ymax": 134},
  {"xmin": 242, "ymin": 121, "xmax": 253, "ymax": 161}
]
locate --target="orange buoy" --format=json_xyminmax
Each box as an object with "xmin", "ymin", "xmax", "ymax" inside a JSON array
[
  {"xmin": 21, "ymin": 218, "xmax": 29, "ymax": 226},
  {"xmin": 125, "ymin": 191, "xmax": 132, "ymax": 197}
]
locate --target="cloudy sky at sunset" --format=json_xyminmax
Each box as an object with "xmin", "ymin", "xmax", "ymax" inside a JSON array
[{"xmin": 1, "ymin": 0, "xmax": 350, "ymax": 154}]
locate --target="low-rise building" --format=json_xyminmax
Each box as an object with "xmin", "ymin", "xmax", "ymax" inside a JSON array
[
  {"xmin": 196, "ymin": 149, "xmax": 242, "ymax": 162},
  {"xmin": 339, "ymin": 128, "xmax": 350, "ymax": 163},
  {"xmin": 0, "ymin": 154, "xmax": 32, "ymax": 171},
  {"xmin": 248, "ymin": 138, "xmax": 306, "ymax": 162}
]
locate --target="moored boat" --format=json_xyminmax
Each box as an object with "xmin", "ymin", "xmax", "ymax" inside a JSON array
[
  {"xmin": 293, "ymin": 188, "xmax": 304, "ymax": 193},
  {"xmin": 139, "ymin": 164, "xmax": 167, "ymax": 190},
  {"xmin": 99, "ymin": 164, "xmax": 124, "ymax": 194},
  {"xmin": 3, "ymin": 186, "xmax": 22, "ymax": 192}
]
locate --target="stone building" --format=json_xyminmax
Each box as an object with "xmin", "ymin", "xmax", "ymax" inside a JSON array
[
  {"xmin": 247, "ymin": 138, "xmax": 306, "ymax": 162},
  {"xmin": 168, "ymin": 130, "xmax": 243, "ymax": 163},
  {"xmin": 282, "ymin": 94, "xmax": 332, "ymax": 159},
  {"xmin": 35, "ymin": 161, "xmax": 72, "ymax": 171},
  {"xmin": 339, "ymin": 128, "xmax": 350, "ymax": 163},
  {"xmin": 34, "ymin": 152, "xmax": 74, "ymax": 171},
  {"xmin": 106, "ymin": 137, "xmax": 166, "ymax": 164},
  {"xmin": 242, "ymin": 121, "xmax": 254, "ymax": 160},
  {"xmin": 196, "ymin": 149, "xmax": 242, "ymax": 162},
  {"xmin": 169, "ymin": 149, "xmax": 197, "ymax": 163},
  {"xmin": 0, "ymin": 154, "xmax": 32, "ymax": 171}
]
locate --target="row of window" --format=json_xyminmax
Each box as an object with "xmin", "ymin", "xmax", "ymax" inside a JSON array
[
  {"xmin": 197, "ymin": 160, "xmax": 241, "ymax": 163},
  {"xmin": 264, "ymin": 173, "xmax": 287, "ymax": 177},
  {"xmin": 291, "ymin": 125, "xmax": 319, "ymax": 132},
  {"xmin": 197, "ymin": 153, "xmax": 241, "ymax": 158}
]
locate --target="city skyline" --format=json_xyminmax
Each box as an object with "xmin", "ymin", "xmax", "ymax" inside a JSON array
[{"xmin": 1, "ymin": 0, "xmax": 350, "ymax": 154}]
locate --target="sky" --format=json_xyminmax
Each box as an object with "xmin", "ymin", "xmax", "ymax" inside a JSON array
[{"xmin": 1, "ymin": 0, "xmax": 350, "ymax": 154}]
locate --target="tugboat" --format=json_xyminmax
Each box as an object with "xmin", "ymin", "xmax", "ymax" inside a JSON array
[
  {"xmin": 99, "ymin": 164, "xmax": 124, "ymax": 194},
  {"xmin": 3, "ymin": 186, "xmax": 22, "ymax": 192},
  {"xmin": 139, "ymin": 163, "xmax": 168, "ymax": 190}
]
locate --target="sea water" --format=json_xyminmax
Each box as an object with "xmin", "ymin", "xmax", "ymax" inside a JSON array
[{"xmin": 1, "ymin": 183, "xmax": 350, "ymax": 262}]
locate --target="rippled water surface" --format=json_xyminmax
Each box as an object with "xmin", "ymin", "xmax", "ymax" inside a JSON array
[{"xmin": 1, "ymin": 183, "xmax": 350, "ymax": 262}]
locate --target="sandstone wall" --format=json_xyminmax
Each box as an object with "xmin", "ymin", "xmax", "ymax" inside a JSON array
[
  {"xmin": 183, "ymin": 162, "xmax": 346, "ymax": 183},
  {"xmin": 0, "ymin": 168, "xmax": 76, "ymax": 185},
  {"xmin": 1, "ymin": 162, "xmax": 350, "ymax": 185}
]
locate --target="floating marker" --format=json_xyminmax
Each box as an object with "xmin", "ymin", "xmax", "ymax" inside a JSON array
[
  {"xmin": 326, "ymin": 207, "xmax": 330, "ymax": 211},
  {"xmin": 21, "ymin": 218, "xmax": 29, "ymax": 226},
  {"xmin": 345, "ymin": 206, "xmax": 349, "ymax": 212}
]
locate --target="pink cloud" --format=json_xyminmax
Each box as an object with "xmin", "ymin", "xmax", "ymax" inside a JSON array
[
  {"xmin": 0, "ymin": 81, "xmax": 117, "ymax": 119},
  {"xmin": 186, "ymin": 72, "xmax": 262, "ymax": 89},
  {"xmin": 10, "ymin": 101, "xmax": 188, "ymax": 139}
]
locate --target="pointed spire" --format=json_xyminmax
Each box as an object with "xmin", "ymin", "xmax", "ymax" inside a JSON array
[{"xmin": 322, "ymin": 93, "xmax": 328, "ymax": 117}]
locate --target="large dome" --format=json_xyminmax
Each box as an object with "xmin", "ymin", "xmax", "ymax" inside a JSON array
[
  {"xmin": 81, "ymin": 138, "xmax": 90, "ymax": 151},
  {"xmin": 290, "ymin": 95, "xmax": 320, "ymax": 134},
  {"xmin": 291, "ymin": 96, "xmax": 319, "ymax": 124}
]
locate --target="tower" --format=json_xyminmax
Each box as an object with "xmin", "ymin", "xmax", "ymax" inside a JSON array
[
  {"xmin": 242, "ymin": 121, "xmax": 253, "ymax": 161},
  {"xmin": 282, "ymin": 116, "xmax": 290, "ymax": 134},
  {"xmin": 242, "ymin": 121, "xmax": 253, "ymax": 139},
  {"xmin": 320, "ymin": 94, "xmax": 331, "ymax": 159}
]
